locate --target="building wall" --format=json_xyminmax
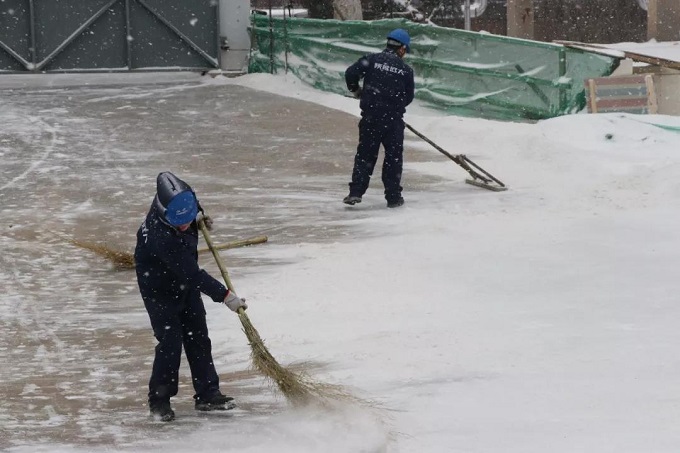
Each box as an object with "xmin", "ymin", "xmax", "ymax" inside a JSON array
[
  {"xmin": 254, "ymin": 1, "xmax": 652, "ymax": 45},
  {"xmin": 534, "ymin": 0, "xmax": 647, "ymax": 43},
  {"xmin": 648, "ymin": 0, "xmax": 680, "ymax": 41},
  {"xmin": 655, "ymin": 73, "xmax": 680, "ymax": 115},
  {"xmin": 416, "ymin": 3, "xmax": 508, "ymax": 35}
]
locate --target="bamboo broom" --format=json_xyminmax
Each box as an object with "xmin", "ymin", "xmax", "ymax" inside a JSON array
[
  {"xmin": 198, "ymin": 217, "xmax": 322, "ymax": 404},
  {"xmin": 58, "ymin": 234, "xmax": 268, "ymax": 270}
]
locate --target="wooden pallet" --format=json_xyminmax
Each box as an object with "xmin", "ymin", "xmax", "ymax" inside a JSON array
[{"xmin": 585, "ymin": 74, "xmax": 658, "ymax": 114}]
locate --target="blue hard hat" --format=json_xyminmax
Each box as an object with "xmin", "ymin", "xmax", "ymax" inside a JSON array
[
  {"xmin": 164, "ymin": 190, "xmax": 198, "ymax": 226},
  {"xmin": 386, "ymin": 28, "xmax": 411, "ymax": 53}
]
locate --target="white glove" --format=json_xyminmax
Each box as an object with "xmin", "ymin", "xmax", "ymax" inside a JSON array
[{"xmin": 224, "ymin": 290, "xmax": 247, "ymax": 312}]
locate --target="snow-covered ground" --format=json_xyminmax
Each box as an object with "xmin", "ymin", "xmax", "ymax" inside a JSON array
[
  {"xmin": 2, "ymin": 69, "xmax": 680, "ymax": 453},
  {"xmin": 217, "ymin": 74, "xmax": 680, "ymax": 453}
]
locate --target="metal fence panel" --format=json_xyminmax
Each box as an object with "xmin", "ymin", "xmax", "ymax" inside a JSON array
[
  {"xmin": 36, "ymin": 0, "xmax": 127, "ymax": 71},
  {"xmin": 0, "ymin": 0, "xmax": 219, "ymax": 72},
  {"xmin": 0, "ymin": 0, "xmax": 31, "ymax": 70},
  {"xmin": 129, "ymin": 0, "xmax": 218, "ymax": 69}
]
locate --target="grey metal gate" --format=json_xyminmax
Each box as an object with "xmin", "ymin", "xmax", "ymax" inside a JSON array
[{"xmin": 0, "ymin": 0, "xmax": 219, "ymax": 72}]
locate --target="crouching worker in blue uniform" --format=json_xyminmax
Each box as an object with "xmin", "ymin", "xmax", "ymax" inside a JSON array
[
  {"xmin": 134, "ymin": 171, "xmax": 247, "ymax": 422},
  {"xmin": 344, "ymin": 28, "xmax": 415, "ymax": 208}
]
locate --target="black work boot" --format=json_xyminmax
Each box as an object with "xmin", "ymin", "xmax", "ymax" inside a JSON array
[
  {"xmin": 343, "ymin": 195, "xmax": 362, "ymax": 205},
  {"xmin": 386, "ymin": 197, "xmax": 405, "ymax": 208},
  {"xmin": 149, "ymin": 400, "xmax": 175, "ymax": 422},
  {"xmin": 195, "ymin": 391, "xmax": 236, "ymax": 411}
]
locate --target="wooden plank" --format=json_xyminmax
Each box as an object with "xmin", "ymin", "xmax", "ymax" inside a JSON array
[
  {"xmin": 593, "ymin": 75, "xmax": 648, "ymax": 86},
  {"xmin": 584, "ymin": 74, "xmax": 657, "ymax": 115},
  {"xmin": 597, "ymin": 98, "xmax": 649, "ymax": 109},
  {"xmin": 556, "ymin": 40, "xmax": 680, "ymax": 71},
  {"xmin": 596, "ymin": 87, "xmax": 648, "ymax": 97},
  {"xmin": 620, "ymin": 50, "xmax": 680, "ymax": 71},
  {"xmin": 645, "ymin": 74, "xmax": 659, "ymax": 114},
  {"xmin": 587, "ymin": 78, "xmax": 598, "ymax": 113},
  {"xmin": 598, "ymin": 107, "xmax": 648, "ymax": 114}
]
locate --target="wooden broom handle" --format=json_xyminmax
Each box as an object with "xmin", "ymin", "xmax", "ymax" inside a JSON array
[{"xmin": 198, "ymin": 218, "xmax": 236, "ymax": 293}]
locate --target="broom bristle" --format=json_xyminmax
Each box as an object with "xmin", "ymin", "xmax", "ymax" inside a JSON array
[
  {"xmin": 68, "ymin": 239, "xmax": 135, "ymax": 269},
  {"xmin": 238, "ymin": 311, "xmax": 353, "ymax": 405},
  {"xmin": 59, "ymin": 235, "xmax": 268, "ymax": 271}
]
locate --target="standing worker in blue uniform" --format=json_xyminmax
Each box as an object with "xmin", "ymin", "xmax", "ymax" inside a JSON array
[
  {"xmin": 343, "ymin": 28, "xmax": 415, "ymax": 208},
  {"xmin": 134, "ymin": 171, "xmax": 247, "ymax": 422}
]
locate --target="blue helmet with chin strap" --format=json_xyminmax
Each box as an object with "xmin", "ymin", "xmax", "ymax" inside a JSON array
[{"xmin": 386, "ymin": 28, "xmax": 411, "ymax": 53}]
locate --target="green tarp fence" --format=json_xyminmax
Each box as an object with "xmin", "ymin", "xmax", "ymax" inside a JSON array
[{"xmin": 248, "ymin": 16, "xmax": 620, "ymax": 121}]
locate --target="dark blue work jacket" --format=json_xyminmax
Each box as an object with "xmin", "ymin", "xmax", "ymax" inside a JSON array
[
  {"xmin": 134, "ymin": 203, "xmax": 227, "ymax": 307},
  {"xmin": 345, "ymin": 48, "xmax": 415, "ymax": 119}
]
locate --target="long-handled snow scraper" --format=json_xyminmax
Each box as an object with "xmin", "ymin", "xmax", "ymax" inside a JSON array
[
  {"xmin": 343, "ymin": 94, "xmax": 506, "ymax": 191},
  {"xmin": 405, "ymin": 122, "xmax": 507, "ymax": 192}
]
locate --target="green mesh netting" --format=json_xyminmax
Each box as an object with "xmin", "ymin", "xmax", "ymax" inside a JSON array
[{"xmin": 248, "ymin": 16, "xmax": 619, "ymax": 121}]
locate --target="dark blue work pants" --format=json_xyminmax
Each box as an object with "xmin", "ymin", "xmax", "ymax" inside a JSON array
[
  {"xmin": 349, "ymin": 116, "xmax": 404, "ymax": 203},
  {"xmin": 143, "ymin": 291, "xmax": 220, "ymax": 403}
]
